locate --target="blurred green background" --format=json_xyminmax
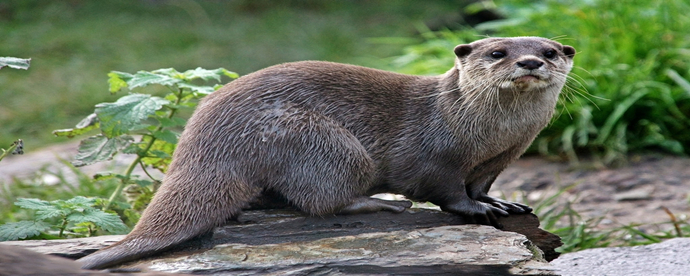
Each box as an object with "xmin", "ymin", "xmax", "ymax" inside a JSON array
[{"xmin": 2, "ymin": 0, "xmax": 689, "ymax": 163}]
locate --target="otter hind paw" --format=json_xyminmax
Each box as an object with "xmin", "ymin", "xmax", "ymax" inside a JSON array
[{"xmin": 338, "ymin": 197, "xmax": 412, "ymax": 215}]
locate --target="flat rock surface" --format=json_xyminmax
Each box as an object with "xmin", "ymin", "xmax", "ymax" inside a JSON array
[
  {"xmin": 2, "ymin": 209, "xmax": 558, "ymax": 275},
  {"xmin": 147, "ymin": 225, "xmax": 545, "ymax": 275},
  {"xmin": 551, "ymin": 238, "xmax": 690, "ymax": 276}
]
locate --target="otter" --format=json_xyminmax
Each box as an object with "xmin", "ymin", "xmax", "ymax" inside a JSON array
[{"xmin": 79, "ymin": 37, "xmax": 575, "ymax": 269}]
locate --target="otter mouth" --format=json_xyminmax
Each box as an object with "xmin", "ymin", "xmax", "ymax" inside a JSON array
[{"xmin": 513, "ymin": 75, "xmax": 541, "ymax": 82}]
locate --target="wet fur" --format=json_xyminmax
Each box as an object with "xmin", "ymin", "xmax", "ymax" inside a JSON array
[{"xmin": 79, "ymin": 37, "xmax": 575, "ymax": 269}]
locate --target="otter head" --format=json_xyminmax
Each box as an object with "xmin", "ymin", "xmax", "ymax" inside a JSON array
[{"xmin": 453, "ymin": 37, "xmax": 575, "ymax": 95}]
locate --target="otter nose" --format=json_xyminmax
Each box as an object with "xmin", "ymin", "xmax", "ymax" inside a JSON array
[{"xmin": 516, "ymin": 60, "xmax": 544, "ymax": 70}]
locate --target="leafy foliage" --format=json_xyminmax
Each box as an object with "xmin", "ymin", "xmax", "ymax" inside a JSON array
[
  {"xmin": 0, "ymin": 56, "xmax": 31, "ymax": 70},
  {"xmin": 1, "ymin": 67, "xmax": 237, "ymax": 239},
  {"xmin": 0, "ymin": 197, "xmax": 127, "ymax": 241},
  {"xmin": 489, "ymin": 0, "xmax": 690, "ymax": 165},
  {"xmin": 390, "ymin": 0, "xmax": 690, "ymax": 165}
]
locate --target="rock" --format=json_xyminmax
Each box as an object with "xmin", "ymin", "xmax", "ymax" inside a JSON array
[
  {"xmin": 2, "ymin": 209, "xmax": 561, "ymax": 275},
  {"xmin": 1, "ymin": 235, "xmax": 124, "ymax": 259},
  {"xmin": 613, "ymin": 187, "xmax": 653, "ymax": 201},
  {"xmin": 551, "ymin": 238, "xmax": 690, "ymax": 276},
  {"xmin": 147, "ymin": 226, "xmax": 550, "ymax": 275},
  {"xmin": 0, "ymin": 244, "xmax": 186, "ymax": 276}
]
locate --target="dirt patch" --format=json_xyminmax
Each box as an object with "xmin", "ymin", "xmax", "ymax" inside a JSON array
[{"xmin": 494, "ymin": 155, "xmax": 690, "ymax": 233}]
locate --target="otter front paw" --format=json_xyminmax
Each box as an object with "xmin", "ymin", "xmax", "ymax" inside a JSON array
[
  {"xmin": 440, "ymin": 199, "xmax": 508, "ymax": 229},
  {"xmin": 476, "ymin": 194, "xmax": 532, "ymax": 214}
]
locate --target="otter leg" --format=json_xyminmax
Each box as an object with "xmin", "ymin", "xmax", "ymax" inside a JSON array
[
  {"xmin": 261, "ymin": 107, "xmax": 397, "ymax": 216},
  {"xmin": 337, "ymin": 196, "xmax": 413, "ymax": 215},
  {"xmin": 440, "ymin": 195, "xmax": 508, "ymax": 229},
  {"xmin": 469, "ymin": 174, "xmax": 532, "ymax": 214}
]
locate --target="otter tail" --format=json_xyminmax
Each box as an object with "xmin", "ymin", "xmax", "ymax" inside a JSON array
[{"xmin": 78, "ymin": 166, "xmax": 258, "ymax": 269}]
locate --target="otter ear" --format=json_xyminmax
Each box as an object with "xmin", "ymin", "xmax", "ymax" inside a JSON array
[
  {"xmin": 454, "ymin": 44, "xmax": 472, "ymax": 58},
  {"xmin": 562, "ymin": 45, "xmax": 576, "ymax": 58}
]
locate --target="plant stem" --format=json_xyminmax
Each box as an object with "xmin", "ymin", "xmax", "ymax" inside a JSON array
[
  {"xmin": 58, "ymin": 217, "xmax": 68, "ymax": 238},
  {"xmin": 103, "ymin": 87, "xmax": 185, "ymax": 211},
  {"xmin": 0, "ymin": 141, "xmax": 19, "ymax": 162}
]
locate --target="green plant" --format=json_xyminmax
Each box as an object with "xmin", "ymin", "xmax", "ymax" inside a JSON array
[
  {"xmin": 389, "ymin": 0, "xmax": 690, "ymax": 165},
  {"xmin": 0, "ymin": 67, "xmax": 237, "ymax": 241},
  {"xmin": 0, "ymin": 56, "xmax": 30, "ymax": 70},
  {"xmin": 0, "ymin": 139, "xmax": 23, "ymax": 162},
  {"xmin": 491, "ymin": 0, "xmax": 690, "ymax": 164},
  {"xmin": 0, "ymin": 197, "xmax": 127, "ymax": 240},
  {"xmin": 0, "ymin": 56, "xmax": 30, "ymax": 163},
  {"xmin": 53, "ymin": 67, "xmax": 237, "ymax": 211}
]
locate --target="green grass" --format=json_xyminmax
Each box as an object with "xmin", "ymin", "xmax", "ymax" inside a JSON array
[
  {"xmin": 0, "ymin": 0, "xmax": 460, "ymax": 148},
  {"xmin": 388, "ymin": 0, "xmax": 690, "ymax": 165},
  {"xmin": 493, "ymin": 0, "xmax": 690, "ymax": 165}
]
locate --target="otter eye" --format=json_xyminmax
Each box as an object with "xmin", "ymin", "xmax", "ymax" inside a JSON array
[
  {"xmin": 490, "ymin": 51, "xmax": 506, "ymax": 59},
  {"xmin": 544, "ymin": 49, "xmax": 557, "ymax": 59}
]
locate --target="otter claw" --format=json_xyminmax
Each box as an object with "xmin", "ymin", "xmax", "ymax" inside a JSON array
[
  {"xmin": 478, "ymin": 195, "xmax": 532, "ymax": 214},
  {"xmin": 440, "ymin": 200, "xmax": 507, "ymax": 229}
]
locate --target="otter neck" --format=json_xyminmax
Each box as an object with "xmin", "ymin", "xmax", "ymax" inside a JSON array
[{"xmin": 434, "ymin": 68, "xmax": 560, "ymax": 167}]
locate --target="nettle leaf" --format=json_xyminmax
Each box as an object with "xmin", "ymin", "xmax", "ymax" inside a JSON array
[
  {"xmin": 127, "ymin": 71, "xmax": 180, "ymax": 89},
  {"xmin": 152, "ymin": 68, "xmax": 182, "ymax": 78},
  {"xmin": 152, "ymin": 129, "xmax": 179, "ymax": 144},
  {"xmin": 0, "ymin": 221, "xmax": 51, "ymax": 241},
  {"xmin": 108, "ymin": 71, "xmax": 133, "ymax": 93},
  {"xmin": 34, "ymin": 205, "xmax": 67, "ymax": 221},
  {"xmin": 182, "ymin": 67, "xmax": 225, "ymax": 82},
  {"xmin": 53, "ymin": 113, "xmax": 100, "ymax": 138},
  {"xmin": 157, "ymin": 117, "xmax": 187, "ymax": 128},
  {"xmin": 73, "ymin": 135, "xmax": 134, "ymax": 167},
  {"xmin": 178, "ymin": 82, "xmax": 216, "ymax": 95},
  {"xmin": 95, "ymin": 94, "xmax": 170, "ymax": 137},
  {"xmin": 220, "ymin": 68, "xmax": 240, "ymax": 79},
  {"xmin": 0, "ymin": 57, "xmax": 31, "ymax": 70},
  {"xmin": 141, "ymin": 138, "xmax": 175, "ymax": 173},
  {"xmin": 14, "ymin": 198, "xmax": 51, "ymax": 210},
  {"xmin": 64, "ymin": 196, "xmax": 96, "ymax": 212},
  {"xmin": 67, "ymin": 209, "xmax": 128, "ymax": 233}
]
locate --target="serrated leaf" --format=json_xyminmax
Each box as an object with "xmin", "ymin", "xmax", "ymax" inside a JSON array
[
  {"xmin": 221, "ymin": 68, "xmax": 239, "ymax": 79},
  {"xmin": 178, "ymin": 82, "xmax": 216, "ymax": 94},
  {"xmin": 140, "ymin": 138, "xmax": 175, "ymax": 173},
  {"xmin": 67, "ymin": 209, "xmax": 128, "ymax": 233},
  {"xmin": 53, "ymin": 113, "xmax": 100, "ymax": 138},
  {"xmin": 182, "ymin": 67, "xmax": 224, "ymax": 82},
  {"xmin": 65, "ymin": 196, "xmax": 96, "ymax": 209},
  {"xmin": 149, "ymin": 150, "xmax": 171, "ymax": 159},
  {"xmin": 152, "ymin": 130, "xmax": 178, "ymax": 144},
  {"xmin": 157, "ymin": 117, "xmax": 186, "ymax": 128},
  {"xmin": 0, "ymin": 57, "xmax": 31, "ymax": 70},
  {"xmin": 133, "ymin": 179, "xmax": 155, "ymax": 187},
  {"xmin": 0, "ymin": 221, "xmax": 51, "ymax": 241},
  {"xmin": 35, "ymin": 205, "xmax": 67, "ymax": 221},
  {"xmin": 95, "ymin": 94, "xmax": 170, "ymax": 137},
  {"xmin": 14, "ymin": 198, "xmax": 51, "ymax": 210},
  {"xmin": 108, "ymin": 71, "xmax": 132, "ymax": 93},
  {"xmin": 72, "ymin": 135, "xmax": 133, "ymax": 167},
  {"xmin": 151, "ymin": 68, "xmax": 182, "ymax": 78},
  {"xmin": 127, "ymin": 71, "xmax": 180, "ymax": 89}
]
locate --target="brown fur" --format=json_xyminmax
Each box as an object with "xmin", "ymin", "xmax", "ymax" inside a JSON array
[{"xmin": 78, "ymin": 37, "xmax": 575, "ymax": 269}]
